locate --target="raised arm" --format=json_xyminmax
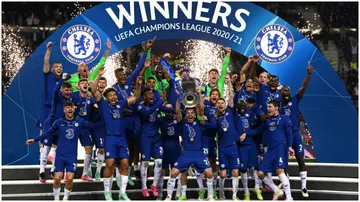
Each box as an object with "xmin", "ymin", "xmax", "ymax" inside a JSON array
[
  {"xmin": 127, "ymin": 51, "xmax": 148, "ymax": 83},
  {"xmin": 239, "ymin": 56, "xmax": 254, "ymax": 84},
  {"xmin": 89, "ymin": 39, "xmax": 111, "ymax": 81},
  {"xmin": 133, "ymin": 76, "xmax": 143, "ymax": 100},
  {"xmin": 297, "ymin": 61, "xmax": 314, "ymax": 98},
  {"xmin": 139, "ymin": 59, "xmax": 151, "ymax": 77},
  {"xmin": 198, "ymin": 88, "xmax": 205, "ymax": 116},
  {"xmin": 217, "ymin": 47, "xmax": 231, "ymax": 97},
  {"xmin": 91, "ymin": 67, "xmax": 105, "ymax": 102},
  {"xmin": 138, "ymin": 100, "xmax": 163, "ymax": 117},
  {"xmin": 226, "ymin": 75, "xmax": 234, "ymax": 108},
  {"xmin": 43, "ymin": 42, "xmax": 52, "ymax": 73},
  {"xmin": 249, "ymin": 56, "xmax": 261, "ymax": 84},
  {"xmin": 160, "ymin": 53, "xmax": 175, "ymax": 80},
  {"xmin": 175, "ymin": 97, "xmax": 183, "ymax": 122}
]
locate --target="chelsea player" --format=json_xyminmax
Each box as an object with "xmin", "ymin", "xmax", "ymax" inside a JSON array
[
  {"xmin": 27, "ymin": 101, "xmax": 93, "ymax": 201},
  {"xmin": 92, "ymin": 67, "xmax": 142, "ymax": 201},
  {"xmin": 278, "ymin": 62, "xmax": 313, "ymax": 198},
  {"xmin": 112, "ymin": 48, "xmax": 148, "ymax": 186},
  {"xmin": 257, "ymin": 100, "xmax": 294, "ymax": 200},
  {"xmin": 38, "ymin": 41, "xmax": 63, "ymax": 182},
  {"xmin": 165, "ymin": 89, "xmax": 215, "ymax": 201}
]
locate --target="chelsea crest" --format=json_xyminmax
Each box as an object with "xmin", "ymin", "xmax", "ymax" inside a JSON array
[
  {"xmin": 60, "ymin": 24, "xmax": 101, "ymax": 64},
  {"xmin": 254, "ymin": 24, "xmax": 294, "ymax": 64}
]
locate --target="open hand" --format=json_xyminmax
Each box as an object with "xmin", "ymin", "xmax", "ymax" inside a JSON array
[{"xmin": 26, "ymin": 139, "xmax": 35, "ymax": 145}]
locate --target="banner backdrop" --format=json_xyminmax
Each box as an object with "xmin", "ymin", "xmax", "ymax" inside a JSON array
[{"xmin": 2, "ymin": 1, "xmax": 357, "ymax": 165}]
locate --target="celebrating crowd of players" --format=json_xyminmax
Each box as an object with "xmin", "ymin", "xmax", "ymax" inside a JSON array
[{"xmin": 26, "ymin": 37, "xmax": 314, "ymax": 201}]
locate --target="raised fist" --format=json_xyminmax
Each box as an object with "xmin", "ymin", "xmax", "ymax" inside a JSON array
[
  {"xmin": 47, "ymin": 42, "xmax": 53, "ymax": 50},
  {"xmin": 307, "ymin": 61, "xmax": 314, "ymax": 74},
  {"xmin": 106, "ymin": 38, "xmax": 111, "ymax": 50},
  {"xmin": 225, "ymin": 47, "xmax": 231, "ymax": 54},
  {"xmin": 144, "ymin": 60, "xmax": 151, "ymax": 68},
  {"xmin": 62, "ymin": 73, "xmax": 68, "ymax": 80},
  {"xmin": 252, "ymin": 55, "xmax": 260, "ymax": 63}
]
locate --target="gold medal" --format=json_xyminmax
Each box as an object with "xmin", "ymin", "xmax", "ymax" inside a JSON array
[
  {"xmin": 224, "ymin": 128, "xmax": 228, "ymax": 132},
  {"xmin": 190, "ymin": 137, "xmax": 194, "ymax": 142},
  {"xmin": 83, "ymin": 111, "xmax": 87, "ymax": 116},
  {"xmin": 113, "ymin": 114, "xmax": 117, "ymax": 119}
]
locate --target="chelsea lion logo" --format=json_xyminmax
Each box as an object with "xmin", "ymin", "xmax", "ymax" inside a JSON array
[
  {"xmin": 60, "ymin": 24, "xmax": 101, "ymax": 64},
  {"xmin": 254, "ymin": 24, "xmax": 294, "ymax": 64}
]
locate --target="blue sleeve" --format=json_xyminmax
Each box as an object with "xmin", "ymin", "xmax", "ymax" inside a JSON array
[
  {"xmin": 294, "ymin": 94, "xmax": 302, "ymax": 105},
  {"xmin": 254, "ymin": 106, "xmax": 264, "ymax": 116},
  {"xmin": 120, "ymin": 100, "xmax": 128, "ymax": 109},
  {"xmin": 138, "ymin": 101, "xmax": 163, "ymax": 117},
  {"xmin": 160, "ymin": 57, "xmax": 175, "ymax": 80},
  {"xmin": 202, "ymin": 116, "xmax": 217, "ymax": 129},
  {"xmin": 34, "ymin": 120, "xmax": 59, "ymax": 142},
  {"xmin": 167, "ymin": 80, "xmax": 177, "ymax": 106},
  {"xmin": 159, "ymin": 105, "xmax": 176, "ymax": 114},
  {"xmin": 53, "ymin": 79, "xmax": 64, "ymax": 100},
  {"xmin": 246, "ymin": 125, "xmax": 263, "ymax": 136},
  {"xmin": 284, "ymin": 116, "xmax": 293, "ymax": 147},
  {"xmin": 127, "ymin": 52, "xmax": 147, "ymax": 84}
]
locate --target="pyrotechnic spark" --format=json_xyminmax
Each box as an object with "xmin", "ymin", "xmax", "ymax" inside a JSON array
[
  {"xmin": 69, "ymin": 2, "xmax": 89, "ymax": 18},
  {"xmin": 184, "ymin": 39, "xmax": 230, "ymax": 99},
  {"xmin": 2, "ymin": 25, "xmax": 31, "ymax": 90},
  {"xmin": 102, "ymin": 51, "xmax": 125, "ymax": 86}
]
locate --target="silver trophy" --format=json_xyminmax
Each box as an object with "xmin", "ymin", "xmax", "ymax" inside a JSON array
[{"xmin": 182, "ymin": 77, "xmax": 200, "ymax": 108}]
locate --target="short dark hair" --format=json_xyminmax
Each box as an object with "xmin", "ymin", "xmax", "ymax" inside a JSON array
[
  {"xmin": 142, "ymin": 87, "xmax": 152, "ymax": 96},
  {"xmin": 114, "ymin": 68, "xmax": 125, "ymax": 75},
  {"xmin": 99, "ymin": 77, "xmax": 107, "ymax": 81},
  {"xmin": 63, "ymin": 101, "xmax": 75, "ymax": 108},
  {"xmin": 209, "ymin": 68, "xmax": 219, "ymax": 74},
  {"xmin": 247, "ymin": 97, "xmax": 256, "ymax": 104},
  {"xmin": 268, "ymin": 100, "xmax": 280, "ymax": 108},
  {"xmin": 210, "ymin": 88, "xmax": 221, "ymax": 96},
  {"xmin": 103, "ymin": 87, "xmax": 117, "ymax": 97},
  {"xmin": 217, "ymin": 98, "xmax": 226, "ymax": 103},
  {"xmin": 78, "ymin": 78, "xmax": 88, "ymax": 84},
  {"xmin": 61, "ymin": 81, "xmax": 72, "ymax": 89},
  {"xmin": 146, "ymin": 76, "xmax": 156, "ymax": 82},
  {"xmin": 53, "ymin": 62, "xmax": 62, "ymax": 65},
  {"xmin": 179, "ymin": 68, "xmax": 189, "ymax": 76}
]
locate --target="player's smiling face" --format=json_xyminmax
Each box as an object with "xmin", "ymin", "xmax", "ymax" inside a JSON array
[
  {"xmin": 61, "ymin": 87, "xmax": 72, "ymax": 99},
  {"xmin": 245, "ymin": 79, "xmax": 253, "ymax": 92},
  {"xmin": 208, "ymin": 71, "xmax": 219, "ymax": 84},
  {"xmin": 216, "ymin": 99, "xmax": 226, "ymax": 113},
  {"xmin": 115, "ymin": 71, "xmax": 127, "ymax": 86},
  {"xmin": 78, "ymin": 81, "xmax": 88, "ymax": 93},
  {"xmin": 155, "ymin": 66, "xmax": 164, "ymax": 79},
  {"xmin": 210, "ymin": 91, "xmax": 220, "ymax": 104},
  {"xmin": 186, "ymin": 108, "xmax": 196, "ymax": 123},
  {"xmin": 98, "ymin": 79, "xmax": 107, "ymax": 93},
  {"xmin": 144, "ymin": 90, "xmax": 154, "ymax": 105},
  {"xmin": 146, "ymin": 79, "xmax": 155, "ymax": 89},
  {"xmin": 281, "ymin": 86, "xmax": 291, "ymax": 101},
  {"xmin": 64, "ymin": 105, "xmax": 75, "ymax": 118},
  {"xmin": 106, "ymin": 91, "xmax": 118, "ymax": 105},
  {"xmin": 259, "ymin": 72, "xmax": 269, "ymax": 84},
  {"xmin": 267, "ymin": 103, "xmax": 277, "ymax": 116},
  {"xmin": 52, "ymin": 63, "xmax": 63, "ymax": 77}
]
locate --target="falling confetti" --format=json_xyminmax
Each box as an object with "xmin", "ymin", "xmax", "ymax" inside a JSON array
[
  {"xmin": 69, "ymin": 2, "xmax": 90, "ymax": 18},
  {"xmin": 2, "ymin": 25, "xmax": 31, "ymax": 90},
  {"xmin": 102, "ymin": 51, "xmax": 125, "ymax": 87},
  {"xmin": 183, "ymin": 39, "xmax": 230, "ymax": 99}
]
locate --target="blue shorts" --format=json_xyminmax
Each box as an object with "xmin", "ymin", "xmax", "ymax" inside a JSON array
[
  {"xmin": 140, "ymin": 135, "xmax": 163, "ymax": 161},
  {"xmin": 174, "ymin": 150, "xmax": 211, "ymax": 173},
  {"xmin": 42, "ymin": 116, "xmax": 58, "ymax": 147},
  {"xmin": 104, "ymin": 135, "xmax": 129, "ymax": 160},
  {"xmin": 91, "ymin": 124, "xmax": 105, "ymax": 149},
  {"xmin": 162, "ymin": 140, "xmax": 181, "ymax": 169},
  {"xmin": 259, "ymin": 142, "xmax": 288, "ymax": 173},
  {"xmin": 292, "ymin": 130, "xmax": 304, "ymax": 155},
  {"xmin": 80, "ymin": 129, "xmax": 93, "ymax": 147},
  {"xmin": 218, "ymin": 144, "xmax": 240, "ymax": 171},
  {"xmin": 203, "ymin": 136, "xmax": 217, "ymax": 158},
  {"xmin": 38, "ymin": 104, "xmax": 51, "ymax": 130},
  {"xmin": 238, "ymin": 143, "xmax": 258, "ymax": 171},
  {"xmin": 54, "ymin": 155, "xmax": 77, "ymax": 173}
]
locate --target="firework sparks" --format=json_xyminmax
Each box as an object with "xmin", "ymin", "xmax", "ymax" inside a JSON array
[
  {"xmin": 102, "ymin": 51, "xmax": 124, "ymax": 87},
  {"xmin": 2, "ymin": 25, "xmax": 31, "ymax": 90},
  {"xmin": 69, "ymin": 2, "xmax": 89, "ymax": 18},
  {"xmin": 184, "ymin": 39, "xmax": 230, "ymax": 99}
]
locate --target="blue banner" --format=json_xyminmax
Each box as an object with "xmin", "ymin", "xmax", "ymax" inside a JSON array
[{"xmin": 2, "ymin": 1, "xmax": 357, "ymax": 164}]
